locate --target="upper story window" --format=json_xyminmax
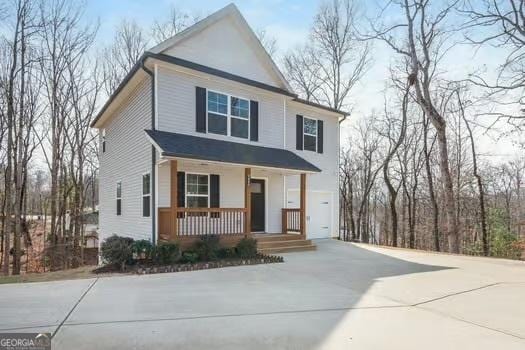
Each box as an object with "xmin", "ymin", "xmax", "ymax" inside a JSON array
[
  {"xmin": 207, "ymin": 90, "xmax": 250, "ymax": 139},
  {"xmin": 303, "ymin": 117, "xmax": 318, "ymax": 152}
]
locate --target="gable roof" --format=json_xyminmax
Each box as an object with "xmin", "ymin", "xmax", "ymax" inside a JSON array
[
  {"xmin": 148, "ymin": 3, "xmax": 292, "ymax": 92},
  {"xmin": 145, "ymin": 129, "xmax": 321, "ymax": 173}
]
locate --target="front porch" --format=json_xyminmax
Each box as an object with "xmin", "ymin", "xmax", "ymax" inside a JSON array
[
  {"xmin": 147, "ymin": 129, "xmax": 321, "ymax": 251},
  {"xmin": 156, "ymin": 159, "xmax": 308, "ymax": 250}
]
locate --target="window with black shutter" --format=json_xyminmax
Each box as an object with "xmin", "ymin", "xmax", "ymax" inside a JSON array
[{"xmin": 303, "ymin": 117, "xmax": 318, "ymax": 152}]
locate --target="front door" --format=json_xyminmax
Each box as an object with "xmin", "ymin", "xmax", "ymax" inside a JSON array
[{"xmin": 250, "ymin": 179, "xmax": 265, "ymax": 232}]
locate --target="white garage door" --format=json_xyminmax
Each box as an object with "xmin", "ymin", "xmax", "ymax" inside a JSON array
[{"xmin": 287, "ymin": 190, "xmax": 333, "ymax": 239}]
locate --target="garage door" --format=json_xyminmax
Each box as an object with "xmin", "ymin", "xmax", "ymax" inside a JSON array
[{"xmin": 287, "ymin": 190, "xmax": 333, "ymax": 239}]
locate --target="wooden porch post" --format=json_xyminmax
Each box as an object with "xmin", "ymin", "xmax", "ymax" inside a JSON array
[
  {"xmin": 300, "ymin": 173, "xmax": 306, "ymax": 237},
  {"xmin": 245, "ymin": 167, "xmax": 251, "ymax": 236},
  {"xmin": 170, "ymin": 160, "xmax": 178, "ymax": 240}
]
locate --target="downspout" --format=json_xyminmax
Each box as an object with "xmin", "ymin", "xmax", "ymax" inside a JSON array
[{"xmin": 141, "ymin": 58, "xmax": 156, "ymax": 245}]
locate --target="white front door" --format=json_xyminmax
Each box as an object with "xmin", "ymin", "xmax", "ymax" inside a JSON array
[{"xmin": 287, "ymin": 190, "xmax": 333, "ymax": 239}]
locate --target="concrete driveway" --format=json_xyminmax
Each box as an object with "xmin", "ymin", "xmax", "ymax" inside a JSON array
[{"xmin": 1, "ymin": 240, "xmax": 524, "ymax": 349}]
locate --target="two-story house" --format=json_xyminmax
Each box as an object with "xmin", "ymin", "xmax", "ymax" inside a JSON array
[{"xmin": 91, "ymin": 4, "xmax": 346, "ymax": 253}]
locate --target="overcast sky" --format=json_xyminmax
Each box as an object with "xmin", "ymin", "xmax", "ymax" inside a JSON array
[{"xmin": 85, "ymin": 0, "xmax": 523, "ymax": 162}]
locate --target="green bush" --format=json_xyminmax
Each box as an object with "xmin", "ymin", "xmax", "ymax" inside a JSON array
[
  {"xmin": 181, "ymin": 251, "xmax": 199, "ymax": 264},
  {"xmin": 217, "ymin": 247, "xmax": 237, "ymax": 259},
  {"xmin": 235, "ymin": 237, "xmax": 258, "ymax": 259},
  {"xmin": 132, "ymin": 239, "xmax": 153, "ymax": 260},
  {"xmin": 193, "ymin": 235, "xmax": 221, "ymax": 261},
  {"xmin": 152, "ymin": 242, "xmax": 181, "ymax": 265},
  {"xmin": 101, "ymin": 235, "xmax": 134, "ymax": 271},
  {"xmin": 488, "ymin": 209, "xmax": 522, "ymax": 259}
]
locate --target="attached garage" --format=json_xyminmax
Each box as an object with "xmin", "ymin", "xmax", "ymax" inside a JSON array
[{"xmin": 287, "ymin": 190, "xmax": 334, "ymax": 239}]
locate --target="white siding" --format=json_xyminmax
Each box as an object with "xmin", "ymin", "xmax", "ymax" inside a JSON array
[
  {"xmin": 162, "ymin": 17, "xmax": 282, "ymax": 88},
  {"xmin": 99, "ymin": 79, "xmax": 152, "ymax": 243},
  {"xmin": 156, "ymin": 66, "xmax": 285, "ymax": 149},
  {"xmin": 285, "ymin": 103, "xmax": 340, "ymax": 238}
]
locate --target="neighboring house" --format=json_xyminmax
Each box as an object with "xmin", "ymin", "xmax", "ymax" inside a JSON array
[{"xmin": 91, "ymin": 4, "xmax": 346, "ymax": 252}]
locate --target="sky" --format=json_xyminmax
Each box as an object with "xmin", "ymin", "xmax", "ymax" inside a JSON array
[{"xmin": 83, "ymin": 0, "xmax": 523, "ymax": 162}]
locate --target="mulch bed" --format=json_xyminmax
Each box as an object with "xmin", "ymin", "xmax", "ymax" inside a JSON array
[
  {"xmin": 93, "ymin": 254, "xmax": 284, "ymax": 275},
  {"xmin": 136, "ymin": 254, "xmax": 284, "ymax": 275}
]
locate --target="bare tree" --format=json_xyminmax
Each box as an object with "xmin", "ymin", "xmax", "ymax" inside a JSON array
[
  {"xmin": 371, "ymin": 0, "xmax": 462, "ymax": 253},
  {"xmin": 284, "ymin": 0, "xmax": 370, "ymax": 122},
  {"xmin": 256, "ymin": 28, "xmax": 278, "ymax": 58},
  {"xmin": 102, "ymin": 19, "xmax": 148, "ymax": 94},
  {"xmin": 151, "ymin": 7, "xmax": 200, "ymax": 44}
]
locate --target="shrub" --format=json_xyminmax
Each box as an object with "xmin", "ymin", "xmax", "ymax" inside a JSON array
[
  {"xmin": 152, "ymin": 242, "xmax": 181, "ymax": 265},
  {"xmin": 100, "ymin": 235, "xmax": 134, "ymax": 271},
  {"xmin": 132, "ymin": 239, "xmax": 153, "ymax": 260},
  {"xmin": 235, "ymin": 237, "xmax": 257, "ymax": 259},
  {"xmin": 488, "ymin": 209, "xmax": 523, "ymax": 259},
  {"xmin": 193, "ymin": 235, "xmax": 221, "ymax": 261},
  {"xmin": 217, "ymin": 247, "xmax": 237, "ymax": 259},
  {"xmin": 181, "ymin": 251, "xmax": 199, "ymax": 264}
]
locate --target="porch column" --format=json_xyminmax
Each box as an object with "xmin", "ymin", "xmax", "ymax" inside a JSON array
[
  {"xmin": 300, "ymin": 173, "xmax": 306, "ymax": 237},
  {"xmin": 244, "ymin": 167, "xmax": 251, "ymax": 235},
  {"xmin": 170, "ymin": 160, "xmax": 178, "ymax": 240}
]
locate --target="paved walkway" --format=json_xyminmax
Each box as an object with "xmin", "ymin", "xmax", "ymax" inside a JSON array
[{"xmin": 1, "ymin": 240, "xmax": 524, "ymax": 349}]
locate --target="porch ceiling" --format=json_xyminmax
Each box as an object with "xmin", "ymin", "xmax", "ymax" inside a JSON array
[{"xmin": 145, "ymin": 129, "xmax": 321, "ymax": 173}]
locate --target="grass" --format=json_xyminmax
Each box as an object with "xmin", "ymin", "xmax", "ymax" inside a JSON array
[{"xmin": 0, "ymin": 265, "xmax": 126, "ymax": 285}]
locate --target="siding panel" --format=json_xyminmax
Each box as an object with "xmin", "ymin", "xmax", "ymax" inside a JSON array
[{"xmin": 99, "ymin": 80, "xmax": 152, "ymax": 243}]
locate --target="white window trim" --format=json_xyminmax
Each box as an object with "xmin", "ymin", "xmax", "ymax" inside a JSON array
[
  {"xmin": 303, "ymin": 116, "xmax": 318, "ymax": 152},
  {"xmin": 142, "ymin": 172, "xmax": 151, "ymax": 217},
  {"xmin": 116, "ymin": 181, "xmax": 122, "ymax": 216},
  {"xmin": 206, "ymin": 89, "xmax": 250, "ymax": 140},
  {"xmin": 185, "ymin": 172, "xmax": 210, "ymax": 208}
]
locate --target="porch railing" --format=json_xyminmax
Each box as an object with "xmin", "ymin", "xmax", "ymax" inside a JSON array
[
  {"xmin": 282, "ymin": 208, "xmax": 301, "ymax": 233},
  {"xmin": 159, "ymin": 208, "xmax": 247, "ymax": 238}
]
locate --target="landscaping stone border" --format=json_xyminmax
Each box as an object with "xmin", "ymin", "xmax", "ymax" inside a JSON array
[{"xmin": 135, "ymin": 254, "xmax": 284, "ymax": 275}]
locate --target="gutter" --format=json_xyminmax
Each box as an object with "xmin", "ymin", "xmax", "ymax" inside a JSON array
[{"xmin": 140, "ymin": 59, "xmax": 157, "ymax": 245}]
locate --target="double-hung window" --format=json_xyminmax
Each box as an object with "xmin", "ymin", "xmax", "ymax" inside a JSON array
[
  {"xmin": 142, "ymin": 173, "xmax": 151, "ymax": 217},
  {"xmin": 230, "ymin": 97, "xmax": 249, "ymax": 138},
  {"xmin": 207, "ymin": 91, "xmax": 228, "ymax": 135},
  {"xmin": 303, "ymin": 117, "xmax": 318, "ymax": 152},
  {"xmin": 116, "ymin": 181, "xmax": 122, "ymax": 216},
  {"xmin": 186, "ymin": 174, "xmax": 209, "ymax": 208},
  {"xmin": 207, "ymin": 91, "xmax": 250, "ymax": 139}
]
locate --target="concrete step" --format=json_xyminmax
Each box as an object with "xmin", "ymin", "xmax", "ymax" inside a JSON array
[
  {"xmin": 257, "ymin": 239, "xmax": 314, "ymax": 249},
  {"xmin": 258, "ymin": 244, "xmax": 317, "ymax": 254}
]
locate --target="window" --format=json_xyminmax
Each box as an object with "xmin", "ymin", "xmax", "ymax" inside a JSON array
[
  {"xmin": 207, "ymin": 91, "xmax": 228, "ymax": 135},
  {"xmin": 230, "ymin": 97, "xmax": 249, "ymax": 138},
  {"xmin": 207, "ymin": 91, "xmax": 250, "ymax": 139},
  {"xmin": 102, "ymin": 129, "xmax": 106, "ymax": 153},
  {"xmin": 303, "ymin": 117, "xmax": 317, "ymax": 152},
  {"xmin": 186, "ymin": 174, "xmax": 209, "ymax": 208},
  {"xmin": 116, "ymin": 181, "xmax": 122, "ymax": 216},
  {"xmin": 142, "ymin": 173, "xmax": 151, "ymax": 217}
]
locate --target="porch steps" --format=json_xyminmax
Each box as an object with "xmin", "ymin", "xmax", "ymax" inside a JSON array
[{"xmin": 255, "ymin": 234, "xmax": 316, "ymax": 254}]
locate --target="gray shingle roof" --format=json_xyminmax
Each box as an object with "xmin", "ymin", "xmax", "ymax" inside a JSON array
[{"xmin": 145, "ymin": 130, "xmax": 321, "ymax": 172}]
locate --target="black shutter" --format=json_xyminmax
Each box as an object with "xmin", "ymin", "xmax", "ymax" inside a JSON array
[
  {"xmin": 250, "ymin": 100, "xmax": 259, "ymax": 141},
  {"xmin": 177, "ymin": 172, "xmax": 185, "ymax": 207},
  {"xmin": 317, "ymin": 120, "xmax": 323, "ymax": 154},
  {"xmin": 196, "ymin": 87, "xmax": 206, "ymax": 133},
  {"xmin": 210, "ymin": 174, "xmax": 220, "ymax": 218},
  {"xmin": 296, "ymin": 115, "xmax": 303, "ymax": 150}
]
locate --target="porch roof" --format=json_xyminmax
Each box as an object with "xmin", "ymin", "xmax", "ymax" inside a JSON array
[{"xmin": 145, "ymin": 129, "xmax": 321, "ymax": 173}]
